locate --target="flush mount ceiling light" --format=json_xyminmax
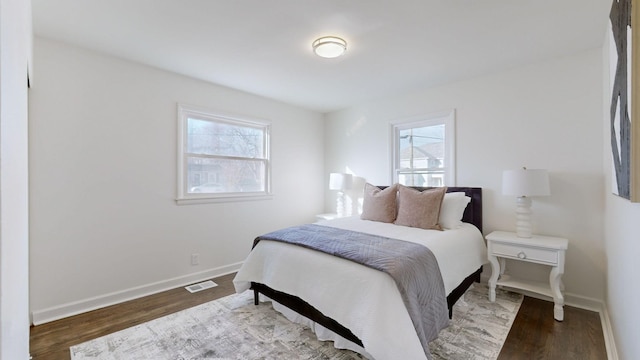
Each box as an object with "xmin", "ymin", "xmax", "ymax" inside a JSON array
[{"xmin": 312, "ymin": 36, "xmax": 347, "ymax": 58}]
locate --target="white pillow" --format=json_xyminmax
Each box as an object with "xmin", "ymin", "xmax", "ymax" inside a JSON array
[{"xmin": 439, "ymin": 192, "xmax": 471, "ymax": 229}]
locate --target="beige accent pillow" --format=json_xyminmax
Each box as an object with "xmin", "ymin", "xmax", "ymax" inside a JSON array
[
  {"xmin": 360, "ymin": 183, "xmax": 398, "ymax": 223},
  {"xmin": 394, "ymin": 185, "xmax": 447, "ymax": 230}
]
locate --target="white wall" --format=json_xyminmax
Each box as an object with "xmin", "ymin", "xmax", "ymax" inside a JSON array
[
  {"xmin": 603, "ymin": 196, "xmax": 640, "ymax": 359},
  {"xmin": 29, "ymin": 38, "xmax": 325, "ymax": 323},
  {"xmin": 0, "ymin": 0, "xmax": 32, "ymax": 358},
  {"xmin": 602, "ymin": 28, "xmax": 640, "ymax": 359},
  {"xmin": 325, "ymin": 49, "xmax": 605, "ymax": 304}
]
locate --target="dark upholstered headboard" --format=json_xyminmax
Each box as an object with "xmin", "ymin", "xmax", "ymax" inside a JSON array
[{"xmin": 377, "ymin": 186, "xmax": 483, "ymax": 233}]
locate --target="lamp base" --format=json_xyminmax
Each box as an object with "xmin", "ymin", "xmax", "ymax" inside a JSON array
[
  {"xmin": 515, "ymin": 196, "xmax": 533, "ymax": 238},
  {"xmin": 335, "ymin": 191, "xmax": 354, "ymax": 217}
]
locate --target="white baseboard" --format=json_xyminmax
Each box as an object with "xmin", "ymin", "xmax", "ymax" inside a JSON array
[
  {"xmin": 566, "ymin": 292, "xmax": 619, "ymax": 359},
  {"xmin": 564, "ymin": 291, "xmax": 602, "ymax": 312},
  {"xmin": 476, "ymin": 278, "xmax": 604, "ymax": 311},
  {"xmin": 599, "ymin": 303, "xmax": 619, "ymax": 360},
  {"xmin": 31, "ymin": 262, "xmax": 243, "ymax": 325}
]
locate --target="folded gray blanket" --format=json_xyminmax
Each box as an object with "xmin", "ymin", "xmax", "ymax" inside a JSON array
[{"xmin": 254, "ymin": 223, "xmax": 449, "ymax": 360}]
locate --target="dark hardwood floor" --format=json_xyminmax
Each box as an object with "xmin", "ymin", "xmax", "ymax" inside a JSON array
[
  {"xmin": 498, "ymin": 297, "xmax": 607, "ymax": 360},
  {"xmin": 30, "ymin": 273, "xmax": 607, "ymax": 360},
  {"xmin": 30, "ymin": 274, "xmax": 237, "ymax": 360}
]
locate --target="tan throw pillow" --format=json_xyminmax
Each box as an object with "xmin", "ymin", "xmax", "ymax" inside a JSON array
[
  {"xmin": 395, "ymin": 185, "xmax": 447, "ymax": 230},
  {"xmin": 360, "ymin": 183, "xmax": 398, "ymax": 223}
]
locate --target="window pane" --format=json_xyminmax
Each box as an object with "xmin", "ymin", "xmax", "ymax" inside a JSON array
[
  {"xmin": 392, "ymin": 111, "xmax": 454, "ymax": 187},
  {"xmin": 398, "ymin": 124, "xmax": 445, "ymax": 170},
  {"xmin": 398, "ymin": 169, "xmax": 445, "ymax": 187},
  {"xmin": 187, "ymin": 118, "xmax": 264, "ymax": 158},
  {"xmin": 187, "ymin": 157, "xmax": 265, "ymax": 193}
]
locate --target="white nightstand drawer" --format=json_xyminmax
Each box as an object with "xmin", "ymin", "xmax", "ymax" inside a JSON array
[{"xmin": 492, "ymin": 242, "xmax": 558, "ymax": 265}]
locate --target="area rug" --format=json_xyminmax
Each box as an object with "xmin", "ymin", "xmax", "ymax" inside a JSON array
[{"xmin": 70, "ymin": 284, "xmax": 522, "ymax": 360}]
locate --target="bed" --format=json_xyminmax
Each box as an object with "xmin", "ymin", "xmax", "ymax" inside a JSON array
[{"xmin": 233, "ymin": 186, "xmax": 485, "ymax": 360}]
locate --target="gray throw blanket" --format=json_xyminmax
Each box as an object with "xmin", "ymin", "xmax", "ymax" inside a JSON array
[{"xmin": 253, "ymin": 223, "xmax": 449, "ymax": 359}]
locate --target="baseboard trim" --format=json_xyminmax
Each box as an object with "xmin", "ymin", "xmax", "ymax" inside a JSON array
[
  {"xmin": 564, "ymin": 291, "xmax": 603, "ymax": 312},
  {"xmin": 566, "ymin": 291, "xmax": 619, "ymax": 359},
  {"xmin": 31, "ymin": 262, "xmax": 243, "ymax": 325},
  {"xmin": 599, "ymin": 303, "xmax": 619, "ymax": 360}
]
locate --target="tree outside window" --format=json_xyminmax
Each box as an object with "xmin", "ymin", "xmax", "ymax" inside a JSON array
[{"xmin": 177, "ymin": 105, "xmax": 271, "ymax": 203}]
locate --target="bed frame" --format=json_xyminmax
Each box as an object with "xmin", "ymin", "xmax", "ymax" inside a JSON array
[{"xmin": 251, "ymin": 186, "xmax": 483, "ymax": 348}]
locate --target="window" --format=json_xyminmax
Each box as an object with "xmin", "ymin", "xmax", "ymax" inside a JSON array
[
  {"xmin": 177, "ymin": 104, "xmax": 271, "ymax": 203},
  {"xmin": 391, "ymin": 110, "xmax": 455, "ymax": 187}
]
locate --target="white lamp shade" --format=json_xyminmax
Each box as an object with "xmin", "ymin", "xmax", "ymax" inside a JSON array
[
  {"xmin": 502, "ymin": 169, "xmax": 550, "ymax": 197},
  {"xmin": 329, "ymin": 173, "xmax": 352, "ymax": 190}
]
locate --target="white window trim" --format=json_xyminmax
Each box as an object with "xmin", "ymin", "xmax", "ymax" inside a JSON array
[
  {"xmin": 176, "ymin": 103, "xmax": 272, "ymax": 205},
  {"xmin": 389, "ymin": 109, "xmax": 456, "ymax": 186}
]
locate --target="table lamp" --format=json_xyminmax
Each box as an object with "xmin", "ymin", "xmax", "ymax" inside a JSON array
[
  {"xmin": 502, "ymin": 167, "xmax": 550, "ymax": 238},
  {"xmin": 329, "ymin": 173, "xmax": 352, "ymax": 217}
]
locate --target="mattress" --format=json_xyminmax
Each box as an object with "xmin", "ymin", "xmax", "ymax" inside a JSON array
[{"xmin": 233, "ymin": 216, "xmax": 487, "ymax": 360}]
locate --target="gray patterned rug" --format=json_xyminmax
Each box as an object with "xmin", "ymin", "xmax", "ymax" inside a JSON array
[{"xmin": 70, "ymin": 284, "xmax": 522, "ymax": 360}]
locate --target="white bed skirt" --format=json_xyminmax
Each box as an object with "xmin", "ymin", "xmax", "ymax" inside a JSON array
[{"xmin": 261, "ymin": 294, "xmax": 374, "ymax": 359}]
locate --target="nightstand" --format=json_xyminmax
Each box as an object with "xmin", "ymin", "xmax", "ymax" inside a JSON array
[
  {"xmin": 486, "ymin": 230, "xmax": 568, "ymax": 321},
  {"xmin": 316, "ymin": 213, "xmax": 340, "ymax": 221}
]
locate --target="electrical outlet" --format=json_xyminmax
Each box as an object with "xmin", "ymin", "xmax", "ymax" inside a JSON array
[{"xmin": 191, "ymin": 253, "xmax": 199, "ymax": 266}]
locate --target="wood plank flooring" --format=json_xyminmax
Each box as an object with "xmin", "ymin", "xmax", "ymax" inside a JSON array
[
  {"xmin": 30, "ymin": 273, "xmax": 237, "ymax": 360},
  {"xmin": 498, "ymin": 296, "xmax": 607, "ymax": 360},
  {"xmin": 30, "ymin": 274, "xmax": 607, "ymax": 360}
]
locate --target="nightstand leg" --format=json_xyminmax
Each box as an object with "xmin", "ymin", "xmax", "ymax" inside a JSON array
[
  {"xmin": 488, "ymin": 255, "xmax": 500, "ymax": 302},
  {"xmin": 550, "ymin": 266, "xmax": 564, "ymax": 321}
]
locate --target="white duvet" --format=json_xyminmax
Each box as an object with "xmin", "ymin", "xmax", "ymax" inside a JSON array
[{"xmin": 233, "ymin": 217, "xmax": 487, "ymax": 360}]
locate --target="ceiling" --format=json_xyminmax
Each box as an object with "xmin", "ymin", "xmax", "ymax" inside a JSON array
[{"xmin": 31, "ymin": 0, "xmax": 611, "ymax": 113}]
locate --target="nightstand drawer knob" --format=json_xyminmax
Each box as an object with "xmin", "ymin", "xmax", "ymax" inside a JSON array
[{"xmin": 517, "ymin": 251, "xmax": 527, "ymax": 259}]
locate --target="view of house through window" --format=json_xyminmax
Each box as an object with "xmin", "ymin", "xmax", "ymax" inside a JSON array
[
  {"xmin": 392, "ymin": 111, "xmax": 455, "ymax": 187},
  {"xmin": 398, "ymin": 124, "xmax": 445, "ymax": 186},
  {"xmin": 178, "ymin": 105, "xmax": 270, "ymax": 201}
]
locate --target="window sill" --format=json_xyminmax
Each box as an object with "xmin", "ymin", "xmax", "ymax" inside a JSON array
[{"xmin": 176, "ymin": 192, "xmax": 273, "ymax": 205}]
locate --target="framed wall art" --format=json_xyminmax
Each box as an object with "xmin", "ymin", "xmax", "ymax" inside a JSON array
[{"xmin": 610, "ymin": 0, "xmax": 640, "ymax": 202}]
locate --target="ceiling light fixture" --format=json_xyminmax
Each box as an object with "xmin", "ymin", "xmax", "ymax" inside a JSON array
[{"xmin": 312, "ymin": 36, "xmax": 347, "ymax": 58}]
